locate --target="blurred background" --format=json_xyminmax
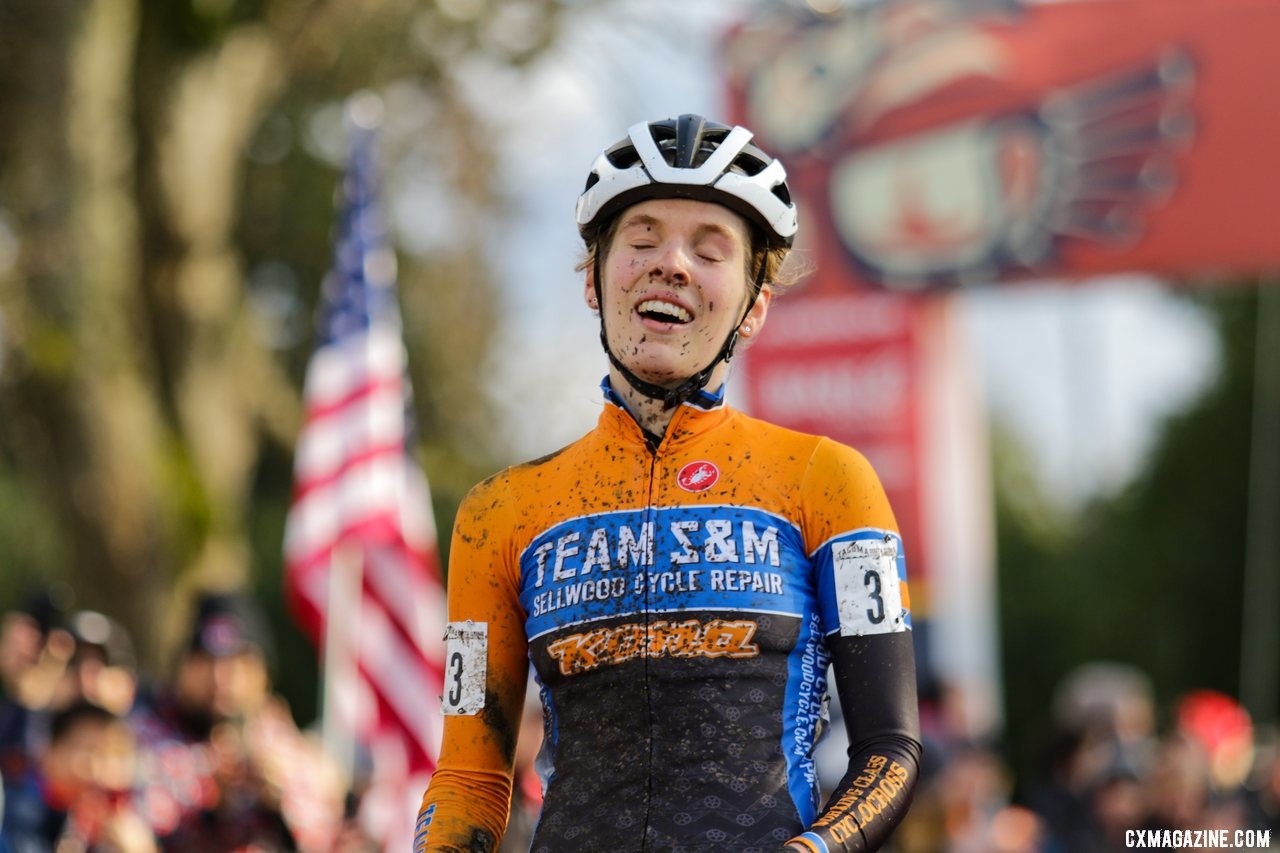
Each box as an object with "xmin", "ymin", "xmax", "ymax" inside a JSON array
[{"xmin": 1, "ymin": 0, "xmax": 1277, "ymax": 850}]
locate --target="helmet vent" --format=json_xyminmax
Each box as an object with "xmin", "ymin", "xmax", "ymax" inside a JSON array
[{"xmin": 575, "ymin": 113, "xmax": 799, "ymax": 248}]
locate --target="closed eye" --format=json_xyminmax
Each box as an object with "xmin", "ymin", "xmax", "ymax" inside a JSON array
[{"xmin": 694, "ymin": 233, "xmax": 734, "ymax": 263}]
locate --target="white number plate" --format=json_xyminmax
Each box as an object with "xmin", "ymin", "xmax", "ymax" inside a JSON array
[
  {"xmin": 833, "ymin": 538, "xmax": 905, "ymax": 637},
  {"xmin": 442, "ymin": 621, "xmax": 487, "ymax": 715}
]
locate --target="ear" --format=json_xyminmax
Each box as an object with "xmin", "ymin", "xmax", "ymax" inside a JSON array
[
  {"xmin": 738, "ymin": 286, "xmax": 773, "ymax": 341},
  {"xmin": 584, "ymin": 266, "xmax": 599, "ymax": 311}
]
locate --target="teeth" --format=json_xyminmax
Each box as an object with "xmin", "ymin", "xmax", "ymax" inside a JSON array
[{"xmin": 637, "ymin": 299, "xmax": 692, "ymax": 323}]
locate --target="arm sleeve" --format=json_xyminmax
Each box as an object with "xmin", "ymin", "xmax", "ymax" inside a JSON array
[
  {"xmin": 415, "ymin": 475, "xmax": 530, "ymax": 853},
  {"xmin": 790, "ymin": 633, "xmax": 922, "ymax": 852},
  {"xmin": 787, "ymin": 439, "xmax": 922, "ymax": 852}
]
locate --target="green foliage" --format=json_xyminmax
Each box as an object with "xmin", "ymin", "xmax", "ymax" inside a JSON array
[
  {"xmin": 247, "ymin": 438, "xmax": 319, "ymax": 724},
  {"xmin": 158, "ymin": 430, "xmax": 215, "ymax": 574},
  {"xmin": 0, "ymin": 465, "xmax": 72, "ymax": 606},
  {"xmin": 147, "ymin": 0, "xmax": 269, "ymax": 53},
  {"xmin": 0, "ymin": 0, "xmax": 588, "ymax": 657},
  {"xmin": 22, "ymin": 321, "xmax": 78, "ymax": 380},
  {"xmin": 997, "ymin": 286, "xmax": 1263, "ymax": 789}
]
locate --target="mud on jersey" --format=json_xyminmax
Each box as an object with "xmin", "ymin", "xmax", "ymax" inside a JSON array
[{"xmin": 418, "ymin": 382, "xmax": 919, "ymax": 853}]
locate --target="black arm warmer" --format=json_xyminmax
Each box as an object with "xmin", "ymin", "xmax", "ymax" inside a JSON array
[{"xmin": 792, "ymin": 631, "xmax": 922, "ymax": 852}]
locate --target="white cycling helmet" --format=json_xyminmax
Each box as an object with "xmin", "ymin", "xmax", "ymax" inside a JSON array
[{"xmin": 576, "ymin": 114, "xmax": 798, "ymax": 249}]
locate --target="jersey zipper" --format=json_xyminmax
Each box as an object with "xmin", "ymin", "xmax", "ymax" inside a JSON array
[{"xmin": 639, "ymin": 439, "xmax": 660, "ymax": 853}]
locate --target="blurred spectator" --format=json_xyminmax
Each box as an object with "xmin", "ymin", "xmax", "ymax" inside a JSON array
[
  {"xmin": 129, "ymin": 592, "xmax": 347, "ymax": 853},
  {"xmin": 0, "ymin": 589, "xmax": 76, "ymax": 785},
  {"xmin": 1171, "ymin": 690, "xmax": 1256, "ymax": 838},
  {"xmin": 894, "ymin": 674, "xmax": 1045, "ymax": 853},
  {"xmin": 1019, "ymin": 724, "xmax": 1088, "ymax": 851},
  {"xmin": 941, "ymin": 746, "xmax": 1019, "ymax": 852},
  {"xmin": 896, "ymin": 741, "xmax": 1053, "ymax": 853},
  {"xmin": 1175, "ymin": 690, "xmax": 1254, "ymax": 792},
  {"xmin": 54, "ymin": 612, "xmax": 139, "ymax": 719},
  {"xmin": 1143, "ymin": 731, "xmax": 1212, "ymax": 831},
  {"xmin": 3, "ymin": 587, "xmax": 1272, "ymax": 853},
  {"xmin": 1018, "ymin": 663, "xmax": 1160, "ymax": 852},
  {"xmin": 1243, "ymin": 739, "xmax": 1279, "ymax": 835},
  {"xmin": 1052, "ymin": 663, "xmax": 1157, "ymax": 752},
  {"xmin": 1, "ymin": 700, "xmax": 157, "ymax": 853},
  {"xmin": 1085, "ymin": 753, "xmax": 1146, "ymax": 852},
  {"xmin": 983, "ymin": 804, "xmax": 1048, "ymax": 853}
]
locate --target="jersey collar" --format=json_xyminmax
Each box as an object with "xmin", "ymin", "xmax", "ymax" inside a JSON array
[{"xmin": 599, "ymin": 376, "xmax": 732, "ymax": 450}]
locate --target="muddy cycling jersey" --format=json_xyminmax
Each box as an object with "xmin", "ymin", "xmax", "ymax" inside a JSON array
[{"xmin": 417, "ymin": 381, "xmax": 921, "ymax": 853}]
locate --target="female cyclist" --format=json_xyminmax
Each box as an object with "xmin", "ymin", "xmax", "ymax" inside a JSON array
[{"xmin": 416, "ymin": 114, "xmax": 921, "ymax": 852}]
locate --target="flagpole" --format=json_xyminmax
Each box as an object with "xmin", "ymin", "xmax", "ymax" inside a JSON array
[{"xmin": 322, "ymin": 540, "xmax": 363, "ymax": 781}]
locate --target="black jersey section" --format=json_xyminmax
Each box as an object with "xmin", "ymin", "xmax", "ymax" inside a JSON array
[{"xmin": 528, "ymin": 610, "xmax": 812, "ymax": 852}]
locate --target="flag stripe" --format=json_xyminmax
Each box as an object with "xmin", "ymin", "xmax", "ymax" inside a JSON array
[
  {"xmin": 302, "ymin": 328, "xmax": 406, "ymax": 404},
  {"xmin": 366, "ymin": 548, "xmax": 447, "ymax": 653},
  {"xmin": 294, "ymin": 391, "xmax": 407, "ymax": 482},
  {"xmin": 285, "ymin": 456, "xmax": 418, "ymax": 561},
  {"xmin": 356, "ymin": 595, "xmax": 441, "ymax": 756},
  {"xmin": 291, "ymin": 441, "xmax": 414, "ymax": 510},
  {"xmin": 297, "ymin": 566, "xmax": 438, "ymax": 767}
]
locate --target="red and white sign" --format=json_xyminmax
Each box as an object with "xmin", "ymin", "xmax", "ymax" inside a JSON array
[
  {"xmin": 740, "ymin": 289, "xmax": 999, "ymax": 734},
  {"xmin": 739, "ymin": 291, "xmax": 933, "ymax": 607},
  {"xmin": 726, "ymin": 0, "xmax": 1280, "ymax": 292}
]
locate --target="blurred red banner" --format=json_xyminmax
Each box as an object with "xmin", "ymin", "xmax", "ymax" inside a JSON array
[
  {"xmin": 737, "ymin": 292, "xmax": 935, "ymax": 608},
  {"xmin": 725, "ymin": 0, "xmax": 1280, "ymax": 292}
]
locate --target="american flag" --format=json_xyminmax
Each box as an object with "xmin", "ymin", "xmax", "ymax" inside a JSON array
[{"xmin": 283, "ymin": 107, "xmax": 446, "ymax": 851}]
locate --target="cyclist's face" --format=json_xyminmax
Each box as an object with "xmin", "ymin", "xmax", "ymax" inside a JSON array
[{"xmin": 590, "ymin": 198, "xmax": 769, "ymax": 389}]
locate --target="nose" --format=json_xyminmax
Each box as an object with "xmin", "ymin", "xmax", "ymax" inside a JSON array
[{"xmin": 649, "ymin": 240, "xmax": 691, "ymax": 285}]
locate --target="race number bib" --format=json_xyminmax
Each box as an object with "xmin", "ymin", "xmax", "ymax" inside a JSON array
[
  {"xmin": 442, "ymin": 621, "xmax": 487, "ymax": 715},
  {"xmin": 833, "ymin": 537, "xmax": 906, "ymax": 637}
]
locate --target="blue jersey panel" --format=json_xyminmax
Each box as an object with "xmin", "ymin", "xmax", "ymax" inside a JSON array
[{"xmin": 519, "ymin": 505, "xmax": 812, "ymax": 639}]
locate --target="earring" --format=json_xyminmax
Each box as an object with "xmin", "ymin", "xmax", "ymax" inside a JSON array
[{"xmin": 743, "ymin": 324, "xmax": 752, "ymax": 334}]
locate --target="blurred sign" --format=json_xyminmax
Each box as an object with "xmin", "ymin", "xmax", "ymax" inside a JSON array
[
  {"xmin": 737, "ymin": 286, "xmax": 1003, "ymax": 731},
  {"xmin": 726, "ymin": 0, "xmax": 1280, "ymax": 291},
  {"xmin": 738, "ymin": 292, "xmax": 932, "ymax": 605}
]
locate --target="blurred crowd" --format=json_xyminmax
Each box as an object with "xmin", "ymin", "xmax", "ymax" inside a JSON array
[
  {"xmin": 4, "ymin": 586, "xmax": 1276, "ymax": 853},
  {"xmin": 0, "ymin": 588, "xmax": 373, "ymax": 853},
  {"xmin": 890, "ymin": 665, "xmax": 1278, "ymax": 852}
]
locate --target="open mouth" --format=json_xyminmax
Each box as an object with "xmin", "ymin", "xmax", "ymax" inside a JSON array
[{"xmin": 635, "ymin": 299, "xmax": 693, "ymax": 325}]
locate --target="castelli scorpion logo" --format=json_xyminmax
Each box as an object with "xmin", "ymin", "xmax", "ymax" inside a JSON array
[{"xmin": 677, "ymin": 460, "xmax": 720, "ymax": 493}]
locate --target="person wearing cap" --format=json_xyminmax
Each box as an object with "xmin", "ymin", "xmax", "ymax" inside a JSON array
[
  {"xmin": 51, "ymin": 611, "xmax": 140, "ymax": 719},
  {"xmin": 0, "ymin": 589, "xmax": 76, "ymax": 789},
  {"xmin": 129, "ymin": 593, "xmax": 346, "ymax": 852},
  {"xmin": 416, "ymin": 115, "xmax": 921, "ymax": 852},
  {"xmin": 173, "ymin": 592, "xmax": 277, "ymax": 728}
]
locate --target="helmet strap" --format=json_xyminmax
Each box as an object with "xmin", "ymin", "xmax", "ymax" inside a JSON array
[{"xmin": 594, "ymin": 251, "xmax": 766, "ymax": 411}]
